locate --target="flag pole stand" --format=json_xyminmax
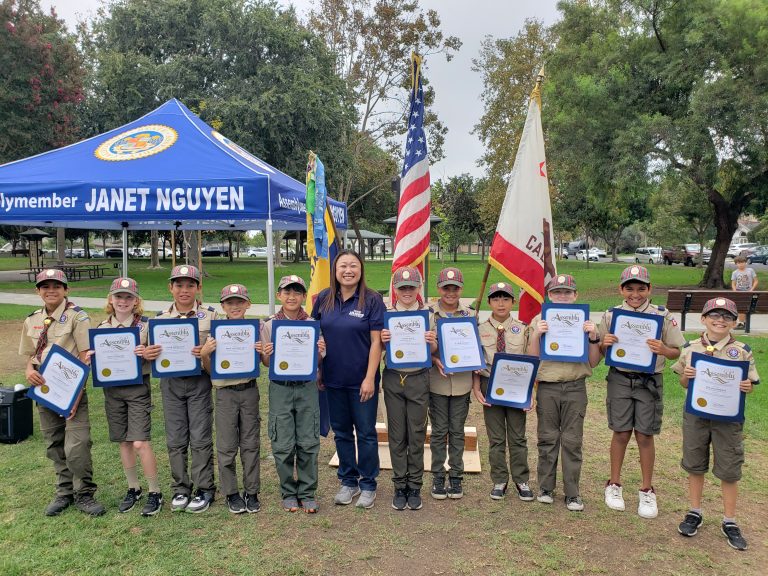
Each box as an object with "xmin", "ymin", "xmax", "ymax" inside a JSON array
[{"xmin": 475, "ymin": 262, "xmax": 492, "ymax": 317}]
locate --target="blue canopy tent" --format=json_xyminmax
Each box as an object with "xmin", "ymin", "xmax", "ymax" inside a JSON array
[{"xmin": 0, "ymin": 99, "xmax": 347, "ymax": 310}]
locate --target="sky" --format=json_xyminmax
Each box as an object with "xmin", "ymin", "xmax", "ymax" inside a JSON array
[{"xmin": 42, "ymin": 0, "xmax": 561, "ymax": 180}]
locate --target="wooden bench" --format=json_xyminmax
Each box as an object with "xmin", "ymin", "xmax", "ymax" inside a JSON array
[{"xmin": 666, "ymin": 290, "xmax": 768, "ymax": 333}]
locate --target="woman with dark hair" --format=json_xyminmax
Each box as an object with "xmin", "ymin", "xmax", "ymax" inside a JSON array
[{"xmin": 311, "ymin": 250, "xmax": 385, "ymax": 509}]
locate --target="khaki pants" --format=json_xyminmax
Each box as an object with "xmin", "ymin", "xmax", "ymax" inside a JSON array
[
  {"xmin": 268, "ymin": 380, "xmax": 320, "ymax": 500},
  {"xmin": 480, "ymin": 377, "xmax": 529, "ymax": 485},
  {"xmin": 215, "ymin": 382, "xmax": 260, "ymax": 496},
  {"xmin": 38, "ymin": 392, "xmax": 97, "ymax": 498},
  {"xmin": 429, "ymin": 392, "xmax": 470, "ymax": 478},
  {"xmin": 160, "ymin": 374, "xmax": 215, "ymax": 496},
  {"xmin": 536, "ymin": 379, "xmax": 588, "ymax": 498},
  {"xmin": 383, "ymin": 368, "xmax": 429, "ymax": 490}
]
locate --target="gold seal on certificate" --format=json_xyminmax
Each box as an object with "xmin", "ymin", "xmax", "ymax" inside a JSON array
[
  {"xmin": 549, "ymin": 342, "xmax": 559, "ymax": 351},
  {"xmin": 40, "ymin": 384, "xmax": 50, "ymax": 394},
  {"xmin": 616, "ymin": 349, "xmax": 626, "ymax": 358},
  {"xmin": 279, "ymin": 361, "xmax": 289, "ymax": 370},
  {"xmin": 161, "ymin": 359, "xmax": 171, "ymax": 367},
  {"xmin": 696, "ymin": 397, "xmax": 707, "ymax": 407},
  {"xmin": 395, "ymin": 350, "xmax": 404, "ymax": 359},
  {"xmin": 101, "ymin": 368, "xmax": 111, "ymax": 377},
  {"xmin": 450, "ymin": 354, "xmax": 459, "ymax": 363},
  {"xmin": 220, "ymin": 360, "xmax": 230, "ymax": 369}
]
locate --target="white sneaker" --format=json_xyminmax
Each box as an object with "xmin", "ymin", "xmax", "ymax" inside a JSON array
[
  {"xmin": 604, "ymin": 483, "xmax": 625, "ymax": 511},
  {"xmin": 334, "ymin": 485, "xmax": 361, "ymax": 505},
  {"xmin": 171, "ymin": 493, "xmax": 189, "ymax": 512},
  {"xmin": 638, "ymin": 489, "xmax": 658, "ymax": 518},
  {"xmin": 355, "ymin": 490, "xmax": 376, "ymax": 509}
]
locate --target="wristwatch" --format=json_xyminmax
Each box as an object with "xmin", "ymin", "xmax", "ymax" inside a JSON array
[{"xmin": 588, "ymin": 337, "xmax": 600, "ymax": 344}]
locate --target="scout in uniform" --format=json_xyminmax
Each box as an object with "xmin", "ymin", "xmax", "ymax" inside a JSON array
[
  {"xmin": 380, "ymin": 266, "xmax": 437, "ymax": 511},
  {"xmin": 672, "ymin": 297, "xmax": 759, "ymax": 551},
  {"xmin": 201, "ymin": 284, "xmax": 261, "ymax": 514},
  {"xmin": 259, "ymin": 275, "xmax": 324, "ymax": 514},
  {"xmin": 19, "ymin": 269, "xmax": 105, "ymax": 516},
  {"xmin": 429, "ymin": 267, "xmax": 475, "ymax": 500},
  {"xmin": 93, "ymin": 277, "xmax": 162, "ymax": 516},
  {"xmin": 472, "ymin": 282, "xmax": 533, "ymax": 502},
  {"xmin": 526, "ymin": 275, "xmax": 602, "ymax": 511},
  {"xmin": 598, "ymin": 265, "xmax": 685, "ymax": 518},
  {"xmin": 155, "ymin": 265, "xmax": 218, "ymax": 513}
]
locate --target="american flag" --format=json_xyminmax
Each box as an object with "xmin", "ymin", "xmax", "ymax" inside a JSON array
[{"xmin": 391, "ymin": 53, "xmax": 431, "ymax": 299}]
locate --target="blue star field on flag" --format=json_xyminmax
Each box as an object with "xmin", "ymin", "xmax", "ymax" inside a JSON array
[{"xmin": 401, "ymin": 62, "xmax": 428, "ymax": 176}]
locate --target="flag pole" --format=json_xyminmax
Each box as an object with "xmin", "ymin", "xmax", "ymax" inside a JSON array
[{"xmin": 474, "ymin": 261, "xmax": 492, "ymax": 317}]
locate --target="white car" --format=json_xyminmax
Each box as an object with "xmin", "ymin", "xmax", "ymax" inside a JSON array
[
  {"xmin": 727, "ymin": 243, "xmax": 757, "ymax": 258},
  {"xmin": 576, "ymin": 249, "xmax": 599, "ymax": 261},
  {"xmin": 634, "ymin": 246, "xmax": 663, "ymax": 264},
  {"xmin": 248, "ymin": 247, "xmax": 268, "ymax": 257}
]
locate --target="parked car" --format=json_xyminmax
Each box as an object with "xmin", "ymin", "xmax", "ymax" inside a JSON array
[
  {"xmin": 746, "ymin": 245, "xmax": 768, "ymax": 265},
  {"xmin": 201, "ymin": 246, "xmax": 230, "ymax": 257},
  {"xmin": 90, "ymin": 250, "xmax": 104, "ymax": 258},
  {"xmin": 105, "ymin": 248, "xmax": 123, "ymax": 258},
  {"xmin": 662, "ymin": 246, "xmax": 695, "ymax": 266},
  {"xmin": 727, "ymin": 242, "xmax": 757, "ymax": 258},
  {"xmin": 576, "ymin": 249, "xmax": 599, "ymax": 262},
  {"xmin": 634, "ymin": 246, "xmax": 663, "ymax": 264},
  {"xmin": 567, "ymin": 240, "xmax": 587, "ymax": 256},
  {"xmin": 684, "ymin": 243, "xmax": 711, "ymax": 264},
  {"xmin": 248, "ymin": 247, "xmax": 268, "ymax": 257}
]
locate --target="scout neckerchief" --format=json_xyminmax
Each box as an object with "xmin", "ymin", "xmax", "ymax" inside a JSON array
[
  {"xmin": 700, "ymin": 333, "xmax": 734, "ymax": 356},
  {"xmin": 273, "ymin": 307, "xmax": 309, "ymax": 321},
  {"xmin": 34, "ymin": 300, "xmax": 76, "ymax": 362},
  {"xmin": 167, "ymin": 303, "xmax": 198, "ymax": 318},
  {"xmin": 109, "ymin": 313, "xmax": 144, "ymax": 328},
  {"xmin": 488, "ymin": 316, "xmax": 509, "ymax": 353}
]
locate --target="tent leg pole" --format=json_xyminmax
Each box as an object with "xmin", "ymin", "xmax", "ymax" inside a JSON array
[
  {"xmin": 122, "ymin": 226, "xmax": 128, "ymax": 277},
  {"xmin": 266, "ymin": 220, "xmax": 275, "ymax": 315}
]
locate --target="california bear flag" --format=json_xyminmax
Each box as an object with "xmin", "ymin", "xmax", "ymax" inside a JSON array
[{"xmin": 488, "ymin": 72, "xmax": 556, "ymax": 324}]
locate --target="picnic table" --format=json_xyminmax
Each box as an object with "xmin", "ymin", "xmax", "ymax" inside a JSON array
[{"xmin": 24, "ymin": 262, "xmax": 114, "ymax": 283}]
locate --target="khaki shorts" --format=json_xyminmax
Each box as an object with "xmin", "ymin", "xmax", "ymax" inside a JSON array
[
  {"xmin": 103, "ymin": 374, "xmax": 153, "ymax": 442},
  {"xmin": 606, "ymin": 368, "xmax": 663, "ymax": 435},
  {"xmin": 681, "ymin": 411, "xmax": 744, "ymax": 482}
]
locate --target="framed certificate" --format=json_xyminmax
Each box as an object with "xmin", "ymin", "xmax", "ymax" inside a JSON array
[
  {"xmin": 384, "ymin": 310, "xmax": 432, "ymax": 370},
  {"xmin": 437, "ymin": 316, "xmax": 485, "ymax": 374},
  {"xmin": 27, "ymin": 344, "xmax": 88, "ymax": 419},
  {"xmin": 149, "ymin": 318, "xmax": 201, "ymax": 378},
  {"xmin": 605, "ymin": 309, "xmax": 663, "ymax": 373},
  {"xmin": 269, "ymin": 320, "xmax": 319, "ymax": 382},
  {"xmin": 486, "ymin": 353, "xmax": 539, "ymax": 409},
  {"xmin": 540, "ymin": 303, "xmax": 589, "ymax": 363},
  {"xmin": 685, "ymin": 352, "xmax": 748, "ymax": 422},
  {"xmin": 210, "ymin": 320, "xmax": 260, "ymax": 380},
  {"xmin": 88, "ymin": 327, "xmax": 143, "ymax": 387}
]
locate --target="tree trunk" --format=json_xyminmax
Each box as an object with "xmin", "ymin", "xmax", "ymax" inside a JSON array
[
  {"xmin": 228, "ymin": 235, "xmax": 234, "ymax": 263},
  {"xmin": 350, "ymin": 214, "xmax": 365, "ymax": 260},
  {"xmin": 149, "ymin": 230, "xmax": 161, "ymax": 269},
  {"xmin": 184, "ymin": 231, "xmax": 201, "ymax": 269},
  {"xmin": 56, "ymin": 228, "xmax": 65, "ymax": 263},
  {"xmin": 273, "ymin": 231, "xmax": 284, "ymax": 267},
  {"xmin": 701, "ymin": 201, "xmax": 737, "ymax": 288}
]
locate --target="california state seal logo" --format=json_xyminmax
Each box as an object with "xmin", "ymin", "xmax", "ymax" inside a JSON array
[{"xmin": 95, "ymin": 125, "xmax": 178, "ymax": 161}]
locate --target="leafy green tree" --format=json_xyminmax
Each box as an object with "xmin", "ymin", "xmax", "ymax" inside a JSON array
[
  {"xmin": 433, "ymin": 174, "xmax": 480, "ymax": 262},
  {"xmin": 0, "ymin": 0, "xmax": 84, "ymax": 163}
]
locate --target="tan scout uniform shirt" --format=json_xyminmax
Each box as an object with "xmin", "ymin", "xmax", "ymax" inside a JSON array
[
  {"xmin": 384, "ymin": 301, "xmax": 434, "ymax": 375},
  {"xmin": 156, "ymin": 302, "xmax": 218, "ymax": 374},
  {"xmin": 598, "ymin": 300, "xmax": 686, "ymax": 373},
  {"xmin": 529, "ymin": 313, "xmax": 593, "ymax": 382},
  {"xmin": 430, "ymin": 301, "xmax": 475, "ymax": 396},
  {"xmin": 671, "ymin": 336, "xmax": 760, "ymax": 384},
  {"xmin": 478, "ymin": 315, "xmax": 529, "ymax": 378},
  {"xmin": 19, "ymin": 299, "xmax": 91, "ymax": 366},
  {"xmin": 97, "ymin": 315, "xmax": 151, "ymax": 375}
]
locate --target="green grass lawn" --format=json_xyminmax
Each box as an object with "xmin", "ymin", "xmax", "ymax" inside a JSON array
[{"xmin": 2, "ymin": 255, "xmax": 764, "ymax": 309}]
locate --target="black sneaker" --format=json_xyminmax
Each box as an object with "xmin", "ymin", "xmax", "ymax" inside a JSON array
[
  {"xmin": 45, "ymin": 495, "xmax": 74, "ymax": 517},
  {"xmin": 392, "ymin": 488, "xmax": 408, "ymax": 511},
  {"xmin": 227, "ymin": 492, "xmax": 247, "ymax": 514},
  {"xmin": 74, "ymin": 494, "xmax": 106, "ymax": 516},
  {"xmin": 431, "ymin": 476, "xmax": 447, "ymax": 500},
  {"xmin": 118, "ymin": 488, "xmax": 143, "ymax": 513},
  {"xmin": 515, "ymin": 482, "xmax": 535, "ymax": 502},
  {"xmin": 406, "ymin": 489, "xmax": 423, "ymax": 511},
  {"xmin": 186, "ymin": 489, "xmax": 214, "ymax": 513},
  {"xmin": 245, "ymin": 493, "xmax": 261, "ymax": 513},
  {"xmin": 447, "ymin": 477, "xmax": 463, "ymax": 499},
  {"xmin": 721, "ymin": 521, "xmax": 747, "ymax": 550},
  {"xmin": 490, "ymin": 483, "xmax": 508, "ymax": 500},
  {"xmin": 678, "ymin": 511, "xmax": 703, "ymax": 537},
  {"xmin": 141, "ymin": 492, "xmax": 163, "ymax": 517}
]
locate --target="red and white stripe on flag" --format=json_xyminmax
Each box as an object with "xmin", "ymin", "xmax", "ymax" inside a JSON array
[
  {"xmin": 392, "ymin": 53, "xmax": 431, "ymax": 301},
  {"xmin": 488, "ymin": 79, "xmax": 556, "ymax": 324}
]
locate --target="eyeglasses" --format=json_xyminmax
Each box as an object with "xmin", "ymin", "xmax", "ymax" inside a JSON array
[{"xmin": 705, "ymin": 312, "xmax": 736, "ymax": 322}]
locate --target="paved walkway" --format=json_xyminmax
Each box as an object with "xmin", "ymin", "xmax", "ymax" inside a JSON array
[{"xmin": 0, "ymin": 291, "xmax": 765, "ymax": 333}]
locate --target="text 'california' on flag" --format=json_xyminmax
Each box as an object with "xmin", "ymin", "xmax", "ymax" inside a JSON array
[
  {"xmin": 488, "ymin": 70, "xmax": 556, "ymax": 324},
  {"xmin": 391, "ymin": 52, "xmax": 431, "ymax": 298}
]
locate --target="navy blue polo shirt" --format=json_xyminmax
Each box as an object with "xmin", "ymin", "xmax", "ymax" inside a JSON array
[{"xmin": 311, "ymin": 287, "xmax": 385, "ymax": 389}]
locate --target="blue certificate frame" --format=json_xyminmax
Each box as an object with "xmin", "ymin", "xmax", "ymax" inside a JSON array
[
  {"xmin": 88, "ymin": 327, "xmax": 143, "ymax": 388},
  {"xmin": 209, "ymin": 319, "xmax": 260, "ymax": 380},
  {"xmin": 486, "ymin": 353, "xmax": 539, "ymax": 409},
  {"xmin": 269, "ymin": 320, "xmax": 319, "ymax": 382},
  {"xmin": 384, "ymin": 310, "xmax": 432, "ymax": 370},
  {"xmin": 540, "ymin": 303, "xmax": 590, "ymax": 363},
  {"xmin": 148, "ymin": 318, "xmax": 201, "ymax": 378},
  {"xmin": 27, "ymin": 344, "xmax": 88, "ymax": 418},
  {"xmin": 605, "ymin": 308, "xmax": 663, "ymax": 373},
  {"xmin": 685, "ymin": 352, "xmax": 748, "ymax": 423},
  {"xmin": 437, "ymin": 316, "xmax": 485, "ymax": 374}
]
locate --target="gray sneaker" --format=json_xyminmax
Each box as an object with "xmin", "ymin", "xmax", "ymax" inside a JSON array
[
  {"xmin": 355, "ymin": 490, "xmax": 376, "ymax": 509},
  {"xmin": 334, "ymin": 485, "xmax": 361, "ymax": 505}
]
